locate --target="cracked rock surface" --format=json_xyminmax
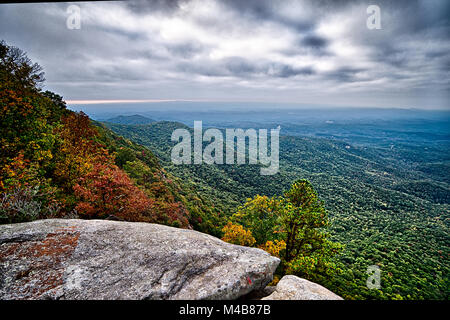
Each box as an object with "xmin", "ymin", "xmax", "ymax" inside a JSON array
[{"xmin": 0, "ymin": 219, "xmax": 279, "ymax": 300}]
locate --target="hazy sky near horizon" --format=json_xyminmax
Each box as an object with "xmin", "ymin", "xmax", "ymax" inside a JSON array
[{"xmin": 0, "ymin": 0, "xmax": 449, "ymax": 109}]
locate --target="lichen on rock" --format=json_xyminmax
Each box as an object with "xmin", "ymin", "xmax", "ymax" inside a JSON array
[{"xmin": 0, "ymin": 219, "xmax": 279, "ymax": 300}]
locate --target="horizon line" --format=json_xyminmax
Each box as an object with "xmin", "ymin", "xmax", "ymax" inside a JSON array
[
  {"xmin": 64, "ymin": 99, "xmax": 449, "ymax": 111},
  {"xmin": 65, "ymin": 99, "xmax": 211, "ymax": 105}
]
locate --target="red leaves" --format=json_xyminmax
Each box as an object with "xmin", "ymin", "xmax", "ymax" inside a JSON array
[
  {"xmin": 60, "ymin": 112, "xmax": 98, "ymax": 145},
  {"xmin": 74, "ymin": 162, "xmax": 152, "ymax": 221},
  {"xmin": 56, "ymin": 113, "xmax": 191, "ymax": 227},
  {"xmin": 59, "ymin": 114, "xmax": 149, "ymax": 220},
  {"xmin": 149, "ymin": 200, "xmax": 190, "ymax": 228}
]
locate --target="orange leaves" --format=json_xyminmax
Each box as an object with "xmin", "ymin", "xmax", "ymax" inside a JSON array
[
  {"xmin": 0, "ymin": 151, "xmax": 38, "ymax": 192},
  {"xmin": 258, "ymin": 240, "xmax": 286, "ymax": 258},
  {"xmin": 60, "ymin": 112, "xmax": 99, "ymax": 147},
  {"xmin": 44, "ymin": 111, "xmax": 191, "ymax": 227},
  {"xmin": 221, "ymin": 222, "xmax": 256, "ymax": 247},
  {"xmin": 73, "ymin": 162, "xmax": 152, "ymax": 221},
  {"xmin": 53, "ymin": 112, "xmax": 113, "ymax": 191},
  {"xmin": 0, "ymin": 88, "xmax": 33, "ymax": 118},
  {"xmin": 233, "ymin": 194, "xmax": 281, "ymax": 245}
]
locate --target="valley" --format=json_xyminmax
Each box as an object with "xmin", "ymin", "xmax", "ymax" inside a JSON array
[{"xmin": 102, "ymin": 113, "xmax": 449, "ymax": 300}]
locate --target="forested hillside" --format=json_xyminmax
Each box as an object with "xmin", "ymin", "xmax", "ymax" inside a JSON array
[
  {"xmin": 105, "ymin": 120, "xmax": 449, "ymax": 300},
  {"xmin": 0, "ymin": 41, "xmax": 221, "ymax": 235}
]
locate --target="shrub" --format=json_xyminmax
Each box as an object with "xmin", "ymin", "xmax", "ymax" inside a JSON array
[{"xmin": 0, "ymin": 186, "xmax": 41, "ymax": 223}]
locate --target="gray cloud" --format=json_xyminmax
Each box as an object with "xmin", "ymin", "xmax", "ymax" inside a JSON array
[
  {"xmin": 224, "ymin": 0, "xmax": 316, "ymax": 32},
  {"xmin": 177, "ymin": 57, "xmax": 315, "ymax": 79},
  {"xmin": 273, "ymin": 65, "xmax": 315, "ymax": 78},
  {"xmin": 301, "ymin": 35, "xmax": 328, "ymax": 49},
  {"xmin": 0, "ymin": 0, "xmax": 448, "ymax": 109},
  {"xmin": 166, "ymin": 42, "xmax": 205, "ymax": 59},
  {"xmin": 123, "ymin": 0, "xmax": 189, "ymax": 14},
  {"xmin": 326, "ymin": 67, "xmax": 367, "ymax": 83}
]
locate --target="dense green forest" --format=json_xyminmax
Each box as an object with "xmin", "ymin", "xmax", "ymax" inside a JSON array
[{"xmin": 105, "ymin": 120, "xmax": 449, "ymax": 300}]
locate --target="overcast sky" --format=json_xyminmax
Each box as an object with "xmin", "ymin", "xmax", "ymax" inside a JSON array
[{"xmin": 0, "ymin": 0, "xmax": 449, "ymax": 109}]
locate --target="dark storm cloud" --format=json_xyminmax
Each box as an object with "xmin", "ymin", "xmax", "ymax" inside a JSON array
[
  {"xmin": 425, "ymin": 49, "xmax": 449, "ymax": 60},
  {"xmin": 301, "ymin": 35, "xmax": 328, "ymax": 49},
  {"xmin": 297, "ymin": 33, "xmax": 331, "ymax": 56},
  {"xmin": 224, "ymin": 0, "xmax": 316, "ymax": 32},
  {"xmin": 123, "ymin": 0, "xmax": 188, "ymax": 14},
  {"xmin": 224, "ymin": 59, "xmax": 315, "ymax": 79},
  {"xmin": 176, "ymin": 57, "xmax": 315, "ymax": 79}
]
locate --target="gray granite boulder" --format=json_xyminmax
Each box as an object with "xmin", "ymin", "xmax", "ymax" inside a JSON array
[
  {"xmin": 0, "ymin": 219, "xmax": 279, "ymax": 300},
  {"xmin": 262, "ymin": 275, "xmax": 343, "ymax": 300}
]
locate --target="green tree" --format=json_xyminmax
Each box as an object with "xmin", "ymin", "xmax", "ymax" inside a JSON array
[
  {"xmin": 115, "ymin": 147, "xmax": 137, "ymax": 168},
  {"xmin": 280, "ymin": 179, "xmax": 343, "ymax": 283},
  {"xmin": 234, "ymin": 179, "xmax": 343, "ymax": 285},
  {"xmin": 233, "ymin": 195, "xmax": 281, "ymax": 244}
]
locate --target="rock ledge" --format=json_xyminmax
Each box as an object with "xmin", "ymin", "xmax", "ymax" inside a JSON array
[
  {"xmin": 0, "ymin": 219, "xmax": 279, "ymax": 300},
  {"xmin": 262, "ymin": 275, "xmax": 343, "ymax": 300}
]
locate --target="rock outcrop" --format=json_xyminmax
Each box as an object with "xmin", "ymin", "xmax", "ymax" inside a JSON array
[
  {"xmin": 262, "ymin": 275, "xmax": 343, "ymax": 300},
  {"xmin": 0, "ymin": 219, "xmax": 279, "ymax": 300}
]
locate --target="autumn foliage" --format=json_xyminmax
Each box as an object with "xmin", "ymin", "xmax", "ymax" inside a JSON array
[
  {"xmin": 53, "ymin": 112, "xmax": 108, "ymax": 191},
  {"xmin": 0, "ymin": 40, "xmax": 192, "ymax": 228},
  {"xmin": 221, "ymin": 222, "xmax": 256, "ymax": 246},
  {"xmin": 258, "ymin": 240, "xmax": 286, "ymax": 258},
  {"xmin": 73, "ymin": 162, "xmax": 153, "ymax": 221}
]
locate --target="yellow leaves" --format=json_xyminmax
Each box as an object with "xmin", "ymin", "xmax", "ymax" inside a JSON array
[
  {"xmin": 221, "ymin": 222, "xmax": 256, "ymax": 247},
  {"xmin": 268, "ymin": 275, "xmax": 280, "ymax": 286},
  {"xmin": 83, "ymin": 161, "xmax": 93, "ymax": 172},
  {"xmin": 259, "ymin": 239, "xmax": 286, "ymax": 258},
  {"xmin": 0, "ymin": 151, "xmax": 40, "ymax": 192},
  {"xmin": 237, "ymin": 194, "xmax": 278, "ymax": 216},
  {"xmin": 35, "ymin": 149, "xmax": 53, "ymax": 162}
]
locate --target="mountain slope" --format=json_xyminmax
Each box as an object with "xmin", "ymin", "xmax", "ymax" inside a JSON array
[
  {"xmin": 0, "ymin": 40, "xmax": 222, "ymax": 236},
  {"xmin": 93, "ymin": 121, "xmax": 223, "ymax": 235}
]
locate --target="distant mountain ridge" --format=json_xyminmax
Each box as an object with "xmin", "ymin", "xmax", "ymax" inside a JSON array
[{"xmin": 106, "ymin": 114, "xmax": 155, "ymax": 125}]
